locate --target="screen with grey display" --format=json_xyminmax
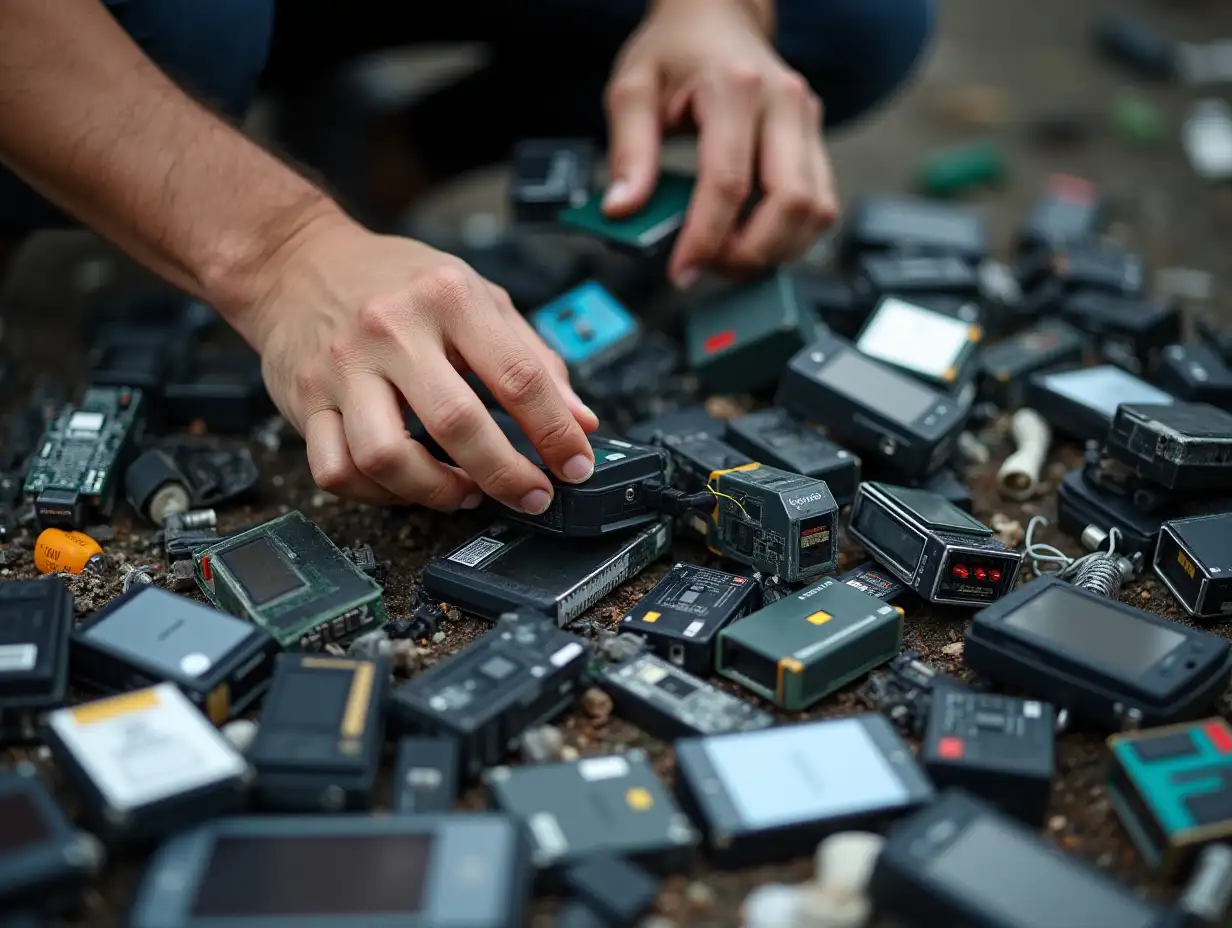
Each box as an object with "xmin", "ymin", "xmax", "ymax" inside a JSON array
[
  {"xmin": 928, "ymin": 818, "xmax": 1156, "ymax": 928},
  {"xmin": 1004, "ymin": 586, "xmax": 1185, "ymax": 678},
  {"xmin": 817, "ymin": 350, "xmax": 938, "ymax": 426},
  {"xmin": 219, "ymin": 537, "xmax": 304, "ymax": 606},
  {"xmin": 885, "ymin": 485, "xmax": 987, "ymax": 533},
  {"xmin": 1041, "ymin": 367, "xmax": 1174, "ymax": 418}
]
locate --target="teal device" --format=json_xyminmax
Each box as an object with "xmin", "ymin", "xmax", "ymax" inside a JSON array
[
  {"xmin": 557, "ymin": 172, "xmax": 694, "ymax": 255},
  {"xmin": 1108, "ymin": 717, "xmax": 1232, "ymax": 877},
  {"xmin": 530, "ymin": 282, "xmax": 640, "ymax": 378}
]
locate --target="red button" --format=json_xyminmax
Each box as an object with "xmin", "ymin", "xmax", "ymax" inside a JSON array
[
  {"xmin": 1205, "ymin": 721, "xmax": 1232, "ymax": 754},
  {"xmin": 704, "ymin": 330, "xmax": 736, "ymax": 355},
  {"xmin": 938, "ymin": 736, "xmax": 964, "ymax": 759},
  {"xmin": 200, "ymin": 555, "xmax": 212, "ymax": 582}
]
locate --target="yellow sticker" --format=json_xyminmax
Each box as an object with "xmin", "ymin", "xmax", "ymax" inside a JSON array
[
  {"xmin": 641, "ymin": 611, "xmax": 661, "ymax": 624},
  {"xmin": 806, "ymin": 610, "xmax": 832, "ymax": 626},
  {"xmin": 626, "ymin": 787, "xmax": 654, "ymax": 811},
  {"xmin": 341, "ymin": 661, "xmax": 375, "ymax": 739},
  {"xmin": 1178, "ymin": 551, "xmax": 1196, "ymax": 579},
  {"xmin": 205, "ymin": 684, "xmax": 231, "ymax": 726},
  {"xmin": 70, "ymin": 688, "xmax": 160, "ymax": 726}
]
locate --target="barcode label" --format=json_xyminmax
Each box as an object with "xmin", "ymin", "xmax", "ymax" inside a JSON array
[
  {"xmin": 683, "ymin": 621, "xmax": 705, "ymax": 638},
  {"xmin": 0, "ymin": 644, "xmax": 37, "ymax": 673},
  {"xmin": 448, "ymin": 537, "xmax": 504, "ymax": 567}
]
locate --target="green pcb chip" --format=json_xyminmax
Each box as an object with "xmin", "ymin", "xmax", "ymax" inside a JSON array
[
  {"xmin": 557, "ymin": 172, "xmax": 694, "ymax": 255},
  {"xmin": 193, "ymin": 510, "xmax": 387, "ymax": 651}
]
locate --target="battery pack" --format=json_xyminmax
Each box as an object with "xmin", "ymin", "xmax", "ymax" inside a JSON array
[
  {"xmin": 558, "ymin": 172, "xmax": 693, "ymax": 256},
  {"xmin": 1154, "ymin": 513, "xmax": 1232, "ymax": 618},
  {"xmin": 724, "ymin": 408, "xmax": 860, "ymax": 506},
  {"xmin": 978, "ymin": 320, "xmax": 1087, "ymax": 410},
  {"xmin": 529, "ymin": 282, "xmax": 640, "ymax": 380},
  {"xmin": 0, "ymin": 578, "xmax": 73, "ymax": 743},
  {"xmin": 391, "ymin": 736, "xmax": 460, "ymax": 814},
  {"xmin": 1105, "ymin": 402, "xmax": 1232, "ymax": 492}
]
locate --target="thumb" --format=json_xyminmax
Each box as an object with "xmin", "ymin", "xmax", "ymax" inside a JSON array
[{"xmin": 603, "ymin": 70, "xmax": 662, "ymax": 217}]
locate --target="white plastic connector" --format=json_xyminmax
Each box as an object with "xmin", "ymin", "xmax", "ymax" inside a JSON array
[
  {"xmin": 742, "ymin": 883, "xmax": 804, "ymax": 928},
  {"xmin": 997, "ymin": 408, "xmax": 1051, "ymax": 501},
  {"xmin": 779, "ymin": 832, "xmax": 886, "ymax": 928}
]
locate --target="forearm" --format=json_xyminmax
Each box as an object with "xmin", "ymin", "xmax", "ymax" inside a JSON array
[
  {"xmin": 0, "ymin": 0, "xmax": 343, "ymax": 340},
  {"xmin": 651, "ymin": 0, "xmax": 774, "ymax": 35}
]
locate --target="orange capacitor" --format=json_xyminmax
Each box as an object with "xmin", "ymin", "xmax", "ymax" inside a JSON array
[{"xmin": 34, "ymin": 528, "xmax": 105, "ymax": 575}]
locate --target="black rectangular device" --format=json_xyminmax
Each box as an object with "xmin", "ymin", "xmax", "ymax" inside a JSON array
[
  {"xmin": 1154, "ymin": 513, "xmax": 1232, "ymax": 619},
  {"xmin": 162, "ymin": 345, "xmax": 273, "ymax": 434},
  {"xmin": 978, "ymin": 319, "xmax": 1087, "ymax": 410},
  {"xmin": 389, "ymin": 611, "xmax": 590, "ymax": 778},
  {"xmin": 1027, "ymin": 365, "xmax": 1176, "ymax": 442},
  {"xmin": 596, "ymin": 650, "xmax": 774, "ymax": 741},
  {"xmin": 848, "ymin": 482, "xmax": 1023, "ymax": 607},
  {"xmin": 776, "ymin": 332, "xmax": 969, "ymax": 478},
  {"xmin": 1014, "ymin": 173, "xmax": 1104, "ymax": 254},
  {"xmin": 127, "ymin": 813, "xmax": 533, "ymax": 928},
  {"xmin": 1105, "ymin": 402, "xmax": 1232, "ymax": 492},
  {"xmin": 511, "ymin": 139, "xmax": 595, "ymax": 223},
  {"xmin": 247, "ymin": 654, "xmax": 390, "ymax": 812},
  {"xmin": 858, "ymin": 650, "xmax": 963, "ymax": 736},
  {"xmin": 851, "ymin": 253, "xmax": 980, "ymax": 305},
  {"xmin": 620, "ymin": 563, "xmax": 761, "ymax": 675},
  {"xmin": 0, "ymin": 578, "xmax": 72, "ymax": 743},
  {"xmin": 853, "ymin": 295, "xmax": 983, "ymax": 392},
  {"xmin": 1156, "ymin": 342, "xmax": 1232, "ymax": 411},
  {"xmin": 1061, "ymin": 291, "xmax": 1181, "ymax": 376},
  {"xmin": 922, "ymin": 689, "xmax": 1056, "ymax": 826},
  {"xmin": 674, "ymin": 714, "xmax": 934, "ymax": 866},
  {"xmin": 794, "ymin": 270, "xmax": 867, "ymax": 338},
  {"xmin": 392, "ymin": 737, "xmax": 460, "ymax": 814},
  {"xmin": 423, "ymin": 519, "xmax": 672, "ymax": 626},
  {"xmin": 724, "ymin": 408, "xmax": 860, "ymax": 506},
  {"xmin": 838, "ymin": 195, "xmax": 990, "ymax": 269},
  {"xmin": 870, "ymin": 790, "xmax": 1172, "ymax": 928},
  {"xmin": 484, "ymin": 751, "xmax": 700, "ymax": 876},
  {"xmin": 1056, "ymin": 466, "xmax": 1167, "ymax": 555},
  {"xmin": 1019, "ymin": 241, "xmax": 1146, "ymax": 300},
  {"xmin": 964, "ymin": 576, "xmax": 1232, "ymax": 729},
  {"xmin": 71, "ymin": 586, "xmax": 278, "ymax": 725}
]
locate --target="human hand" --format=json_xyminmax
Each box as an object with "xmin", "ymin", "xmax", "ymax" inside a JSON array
[
  {"xmin": 603, "ymin": 0, "xmax": 838, "ymax": 287},
  {"xmin": 242, "ymin": 211, "xmax": 600, "ymax": 513}
]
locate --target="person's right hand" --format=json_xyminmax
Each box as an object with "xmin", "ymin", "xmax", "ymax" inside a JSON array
[{"xmin": 240, "ymin": 211, "xmax": 600, "ymax": 514}]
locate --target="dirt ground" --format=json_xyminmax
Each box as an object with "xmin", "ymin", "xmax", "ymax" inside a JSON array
[{"xmin": 5, "ymin": 0, "xmax": 1232, "ymax": 925}]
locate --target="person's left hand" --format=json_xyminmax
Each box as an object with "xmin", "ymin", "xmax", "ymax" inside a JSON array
[{"xmin": 603, "ymin": 0, "xmax": 838, "ymax": 289}]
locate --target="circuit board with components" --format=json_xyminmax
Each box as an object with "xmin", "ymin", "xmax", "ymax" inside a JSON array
[{"xmin": 23, "ymin": 385, "xmax": 146, "ymax": 529}]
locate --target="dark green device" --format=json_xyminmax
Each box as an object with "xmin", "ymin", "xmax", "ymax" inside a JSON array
[
  {"xmin": 716, "ymin": 576, "xmax": 903, "ymax": 710},
  {"xmin": 557, "ymin": 172, "xmax": 694, "ymax": 255}
]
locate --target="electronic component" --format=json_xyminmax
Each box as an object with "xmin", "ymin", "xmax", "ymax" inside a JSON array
[
  {"xmin": 124, "ymin": 449, "xmax": 192, "ymax": 525},
  {"xmin": 423, "ymin": 519, "xmax": 671, "ymax": 626},
  {"xmin": 392, "ymin": 737, "xmax": 459, "ymax": 814},
  {"xmin": 1106, "ymin": 402, "xmax": 1232, "ymax": 492},
  {"xmin": 71, "ymin": 586, "xmax": 279, "ymax": 724},
  {"xmin": 1157, "ymin": 342, "xmax": 1232, "ymax": 410},
  {"xmin": 858, "ymin": 650, "xmax": 962, "ymax": 736},
  {"xmin": 848, "ymin": 482, "xmax": 1023, "ymax": 607},
  {"xmin": 596, "ymin": 651, "xmax": 774, "ymax": 740},
  {"xmin": 342, "ymin": 543, "xmax": 386, "ymax": 586},
  {"xmin": 194, "ymin": 510, "xmax": 388, "ymax": 650},
  {"xmin": 47, "ymin": 683, "xmax": 249, "ymax": 844},
  {"xmin": 655, "ymin": 431, "xmax": 753, "ymax": 493},
  {"xmin": 1061, "ymin": 291, "xmax": 1182, "ymax": 375},
  {"xmin": 1020, "ymin": 242, "xmax": 1146, "ymax": 300},
  {"xmin": 23, "ymin": 385, "xmax": 145, "ymax": 530},
  {"xmin": 964, "ymin": 576, "xmax": 1232, "ymax": 729},
  {"xmin": 978, "ymin": 320, "xmax": 1088, "ymax": 409},
  {"xmin": 575, "ymin": 333, "xmax": 689, "ymax": 433},
  {"xmin": 852, "ymin": 253, "xmax": 980, "ymax": 305},
  {"xmin": 725, "ymin": 408, "xmax": 860, "ymax": 506},
  {"xmin": 716, "ymin": 576, "xmax": 903, "ymax": 710},
  {"xmin": 675, "ymin": 714, "xmax": 933, "ymax": 866},
  {"xmin": 870, "ymin": 790, "xmax": 1172, "ymax": 928},
  {"xmin": 160, "ymin": 438, "xmax": 261, "ymax": 510},
  {"xmin": 511, "ymin": 138, "xmax": 595, "ymax": 223},
  {"xmin": 563, "ymin": 856, "xmax": 660, "ymax": 928},
  {"xmin": 1015, "ymin": 174, "xmax": 1103, "ymax": 255},
  {"xmin": 795, "ymin": 271, "xmax": 867, "ymax": 338},
  {"xmin": 684, "ymin": 271, "xmax": 820, "ymax": 394},
  {"xmin": 0, "ymin": 764, "xmax": 99, "ymax": 913},
  {"xmin": 127, "ymin": 813, "xmax": 532, "ymax": 928},
  {"xmin": 162, "ymin": 345, "xmax": 272, "ymax": 433},
  {"xmin": 484, "ymin": 751, "xmax": 699, "ymax": 875},
  {"xmin": 698, "ymin": 464, "xmax": 839, "ymax": 583},
  {"xmin": 839, "ymin": 562, "xmax": 915, "ymax": 609},
  {"xmin": 558, "ymin": 171, "xmax": 693, "ymax": 256},
  {"xmin": 776, "ymin": 331, "xmax": 969, "ymax": 478},
  {"xmin": 922, "ymin": 690, "xmax": 1055, "ymax": 826},
  {"xmin": 1155, "ymin": 513, "xmax": 1232, "ymax": 619},
  {"xmin": 529, "ymin": 281, "xmax": 639, "ymax": 380},
  {"xmin": 1180, "ymin": 843, "xmax": 1232, "ymax": 928},
  {"xmin": 248, "ymin": 653, "xmax": 389, "ymax": 812},
  {"xmin": 620, "ymin": 563, "xmax": 760, "ymax": 675},
  {"xmin": 854, "ymin": 296, "xmax": 982, "ymax": 392},
  {"xmin": 33, "ymin": 528, "xmax": 104, "ymax": 575},
  {"xmin": 1056, "ymin": 466, "xmax": 1167, "ymax": 555},
  {"xmin": 0, "ymin": 578, "xmax": 72, "ymax": 742},
  {"xmin": 1027, "ymin": 365, "xmax": 1175, "ymax": 441},
  {"xmin": 1108, "ymin": 718, "xmax": 1232, "ymax": 877},
  {"xmin": 838, "ymin": 195, "xmax": 990, "ymax": 270},
  {"xmin": 390, "ymin": 612, "xmax": 589, "ymax": 777}
]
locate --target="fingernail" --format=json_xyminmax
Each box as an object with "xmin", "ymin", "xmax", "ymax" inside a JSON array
[
  {"xmin": 674, "ymin": 267, "xmax": 700, "ymax": 291},
  {"xmin": 461, "ymin": 492, "xmax": 483, "ymax": 510},
  {"xmin": 562, "ymin": 453, "xmax": 595, "ymax": 483},
  {"xmin": 603, "ymin": 180, "xmax": 632, "ymax": 211},
  {"xmin": 520, "ymin": 488, "xmax": 553, "ymax": 515}
]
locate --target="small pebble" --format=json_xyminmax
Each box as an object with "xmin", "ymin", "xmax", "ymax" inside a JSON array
[
  {"xmin": 311, "ymin": 491, "xmax": 336, "ymax": 508},
  {"xmin": 222, "ymin": 719, "xmax": 259, "ymax": 753},
  {"xmin": 1048, "ymin": 815, "xmax": 1067, "ymax": 832},
  {"xmin": 684, "ymin": 881, "xmax": 715, "ymax": 913},
  {"xmin": 581, "ymin": 687, "xmax": 614, "ymax": 720},
  {"xmin": 520, "ymin": 725, "xmax": 565, "ymax": 764},
  {"xmin": 560, "ymin": 745, "xmax": 580, "ymax": 762},
  {"xmin": 941, "ymin": 641, "xmax": 964, "ymax": 658},
  {"xmin": 432, "ymin": 631, "xmax": 446, "ymax": 644},
  {"xmin": 1140, "ymin": 590, "xmax": 1150, "ymax": 601},
  {"xmin": 271, "ymin": 475, "xmax": 285, "ymax": 488}
]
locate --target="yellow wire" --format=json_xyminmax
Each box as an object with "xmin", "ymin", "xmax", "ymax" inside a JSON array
[{"xmin": 707, "ymin": 482, "xmax": 749, "ymax": 519}]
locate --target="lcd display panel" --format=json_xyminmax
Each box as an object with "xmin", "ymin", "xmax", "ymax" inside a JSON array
[
  {"xmin": 218, "ymin": 537, "xmax": 304, "ymax": 606},
  {"xmin": 884, "ymin": 485, "xmax": 987, "ymax": 533},
  {"xmin": 851, "ymin": 502, "xmax": 925, "ymax": 575},
  {"xmin": 1040, "ymin": 367, "xmax": 1174, "ymax": 419},
  {"xmin": 816, "ymin": 350, "xmax": 939, "ymax": 426},
  {"xmin": 1003, "ymin": 586, "xmax": 1185, "ymax": 678},
  {"xmin": 857, "ymin": 299, "xmax": 972, "ymax": 380}
]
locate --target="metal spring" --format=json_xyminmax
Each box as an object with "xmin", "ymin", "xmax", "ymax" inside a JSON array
[
  {"xmin": 1070, "ymin": 552, "xmax": 1136, "ymax": 598},
  {"xmin": 1023, "ymin": 516, "xmax": 1141, "ymax": 598}
]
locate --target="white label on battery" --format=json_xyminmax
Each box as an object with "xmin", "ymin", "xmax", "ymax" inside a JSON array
[
  {"xmin": 856, "ymin": 297, "xmax": 973, "ymax": 379},
  {"xmin": 48, "ymin": 683, "xmax": 246, "ymax": 812},
  {"xmin": 0, "ymin": 644, "xmax": 37, "ymax": 673},
  {"xmin": 683, "ymin": 620, "xmax": 706, "ymax": 638},
  {"xmin": 1022, "ymin": 701, "xmax": 1042, "ymax": 718},
  {"xmin": 528, "ymin": 812, "xmax": 569, "ymax": 859},
  {"xmin": 578, "ymin": 755, "xmax": 629, "ymax": 781},
  {"xmin": 448, "ymin": 536, "xmax": 504, "ymax": 567},
  {"xmin": 549, "ymin": 641, "xmax": 583, "ymax": 668}
]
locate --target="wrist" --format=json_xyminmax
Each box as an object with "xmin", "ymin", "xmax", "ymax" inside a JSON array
[{"xmin": 651, "ymin": 0, "xmax": 773, "ymax": 35}]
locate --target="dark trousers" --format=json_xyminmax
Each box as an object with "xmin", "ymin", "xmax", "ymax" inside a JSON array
[{"xmin": 0, "ymin": 0, "xmax": 934, "ymax": 233}]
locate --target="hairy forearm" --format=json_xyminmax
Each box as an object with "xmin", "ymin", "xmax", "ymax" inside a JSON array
[
  {"xmin": 651, "ymin": 0, "xmax": 774, "ymax": 35},
  {"xmin": 0, "ymin": 0, "xmax": 342, "ymax": 335}
]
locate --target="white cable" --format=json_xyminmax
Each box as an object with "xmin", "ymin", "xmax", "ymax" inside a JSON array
[
  {"xmin": 1023, "ymin": 515, "xmax": 1123, "ymax": 580},
  {"xmin": 998, "ymin": 408, "xmax": 1052, "ymax": 501}
]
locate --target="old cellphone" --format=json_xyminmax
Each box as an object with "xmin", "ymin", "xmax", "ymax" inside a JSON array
[
  {"xmin": 1154, "ymin": 513, "xmax": 1232, "ymax": 619},
  {"xmin": 1027, "ymin": 365, "xmax": 1175, "ymax": 441}
]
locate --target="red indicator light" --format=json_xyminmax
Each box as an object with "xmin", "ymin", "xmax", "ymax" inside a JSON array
[
  {"xmin": 952, "ymin": 564, "xmax": 969, "ymax": 580},
  {"xmin": 974, "ymin": 567, "xmax": 987, "ymax": 581},
  {"xmin": 200, "ymin": 555, "xmax": 212, "ymax": 581},
  {"xmin": 1205, "ymin": 721, "xmax": 1232, "ymax": 754},
  {"xmin": 989, "ymin": 569, "xmax": 1002, "ymax": 583},
  {"xmin": 704, "ymin": 330, "xmax": 736, "ymax": 355},
  {"xmin": 938, "ymin": 737, "xmax": 964, "ymax": 759}
]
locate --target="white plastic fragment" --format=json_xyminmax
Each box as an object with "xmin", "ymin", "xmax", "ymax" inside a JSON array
[
  {"xmin": 998, "ymin": 408, "xmax": 1051, "ymax": 501},
  {"xmin": 742, "ymin": 884, "xmax": 804, "ymax": 928}
]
